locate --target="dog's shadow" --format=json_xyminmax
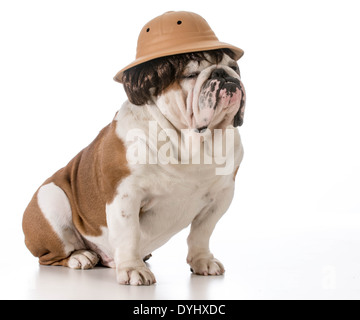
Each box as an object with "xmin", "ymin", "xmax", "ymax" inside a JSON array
[
  {"xmin": 31, "ymin": 262, "xmax": 224, "ymax": 299},
  {"xmin": 187, "ymin": 273, "xmax": 225, "ymax": 299}
]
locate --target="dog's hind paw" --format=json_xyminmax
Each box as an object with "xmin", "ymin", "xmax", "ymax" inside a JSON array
[{"xmin": 67, "ymin": 250, "xmax": 99, "ymax": 270}]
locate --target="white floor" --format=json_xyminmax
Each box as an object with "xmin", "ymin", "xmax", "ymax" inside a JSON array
[{"xmin": 1, "ymin": 221, "xmax": 360, "ymax": 300}]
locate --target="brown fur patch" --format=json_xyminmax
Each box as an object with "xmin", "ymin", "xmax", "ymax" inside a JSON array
[
  {"xmin": 98, "ymin": 121, "xmax": 131, "ymax": 204},
  {"xmin": 22, "ymin": 191, "xmax": 70, "ymax": 266},
  {"xmin": 121, "ymin": 210, "xmax": 130, "ymax": 218},
  {"xmin": 23, "ymin": 118, "xmax": 130, "ymax": 251}
]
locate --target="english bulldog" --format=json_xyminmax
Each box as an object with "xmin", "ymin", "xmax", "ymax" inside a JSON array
[{"xmin": 22, "ymin": 48, "xmax": 246, "ymax": 285}]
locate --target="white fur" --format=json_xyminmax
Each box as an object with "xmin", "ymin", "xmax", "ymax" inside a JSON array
[{"xmin": 83, "ymin": 227, "xmax": 115, "ymax": 268}]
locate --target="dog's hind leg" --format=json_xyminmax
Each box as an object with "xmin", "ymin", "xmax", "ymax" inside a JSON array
[{"xmin": 23, "ymin": 182, "xmax": 99, "ymax": 269}]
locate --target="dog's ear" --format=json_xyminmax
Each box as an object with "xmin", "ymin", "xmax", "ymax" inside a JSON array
[{"xmin": 233, "ymin": 81, "xmax": 246, "ymax": 127}]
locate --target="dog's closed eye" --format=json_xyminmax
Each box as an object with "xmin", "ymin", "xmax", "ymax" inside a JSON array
[{"xmin": 183, "ymin": 72, "xmax": 200, "ymax": 79}]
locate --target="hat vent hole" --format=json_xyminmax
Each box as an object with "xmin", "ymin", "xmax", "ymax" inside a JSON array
[
  {"xmin": 146, "ymin": 28, "xmax": 150, "ymax": 32},
  {"xmin": 177, "ymin": 20, "xmax": 182, "ymax": 25}
]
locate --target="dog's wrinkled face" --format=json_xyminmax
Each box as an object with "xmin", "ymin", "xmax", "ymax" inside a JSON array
[{"xmin": 155, "ymin": 53, "xmax": 246, "ymax": 131}]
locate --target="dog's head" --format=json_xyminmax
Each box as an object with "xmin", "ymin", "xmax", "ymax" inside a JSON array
[{"xmin": 122, "ymin": 49, "xmax": 246, "ymax": 131}]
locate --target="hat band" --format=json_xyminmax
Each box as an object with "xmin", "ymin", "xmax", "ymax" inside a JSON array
[{"xmin": 136, "ymin": 32, "xmax": 218, "ymax": 59}]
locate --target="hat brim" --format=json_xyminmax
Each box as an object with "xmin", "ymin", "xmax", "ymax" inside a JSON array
[{"xmin": 113, "ymin": 41, "xmax": 244, "ymax": 83}]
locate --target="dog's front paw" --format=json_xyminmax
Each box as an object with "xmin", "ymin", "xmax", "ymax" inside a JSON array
[
  {"xmin": 188, "ymin": 256, "xmax": 225, "ymax": 276},
  {"xmin": 116, "ymin": 262, "xmax": 156, "ymax": 286}
]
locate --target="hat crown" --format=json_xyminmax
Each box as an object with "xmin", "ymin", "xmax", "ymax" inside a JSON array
[
  {"xmin": 113, "ymin": 11, "xmax": 244, "ymax": 83},
  {"xmin": 136, "ymin": 11, "xmax": 219, "ymax": 59}
]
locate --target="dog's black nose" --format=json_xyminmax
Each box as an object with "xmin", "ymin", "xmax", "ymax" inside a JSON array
[
  {"xmin": 194, "ymin": 126, "xmax": 208, "ymax": 133},
  {"xmin": 210, "ymin": 68, "xmax": 228, "ymax": 79}
]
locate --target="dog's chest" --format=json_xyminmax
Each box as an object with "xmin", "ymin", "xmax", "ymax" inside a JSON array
[{"xmin": 136, "ymin": 167, "xmax": 232, "ymax": 254}]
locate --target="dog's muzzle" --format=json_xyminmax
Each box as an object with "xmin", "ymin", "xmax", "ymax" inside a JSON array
[{"xmin": 195, "ymin": 68, "xmax": 244, "ymax": 131}]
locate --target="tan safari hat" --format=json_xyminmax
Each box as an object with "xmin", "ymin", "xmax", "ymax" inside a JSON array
[{"xmin": 114, "ymin": 11, "xmax": 244, "ymax": 83}]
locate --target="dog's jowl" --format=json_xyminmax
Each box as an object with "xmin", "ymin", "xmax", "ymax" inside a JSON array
[{"xmin": 22, "ymin": 11, "xmax": 246, "ymax": 285}]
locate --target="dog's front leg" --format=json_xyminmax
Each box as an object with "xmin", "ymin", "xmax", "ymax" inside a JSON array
[
  {"xmin": 106, "ymin": 182, "xmax": 156, "ymax": 286},
  {"xmin": 187, "ymin": 187, "xmax": 234, "ymax": 276}
]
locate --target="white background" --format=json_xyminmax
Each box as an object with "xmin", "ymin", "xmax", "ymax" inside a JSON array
[{"xmin": 0, "ymin": 0, "xmax": 359, "ymax": 300}]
